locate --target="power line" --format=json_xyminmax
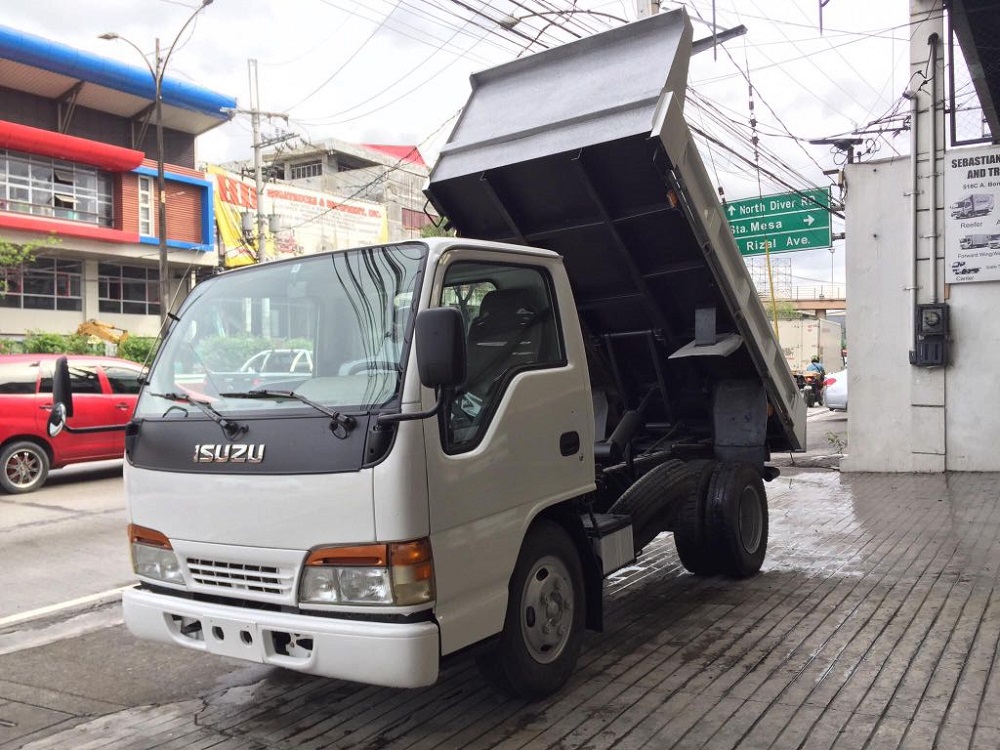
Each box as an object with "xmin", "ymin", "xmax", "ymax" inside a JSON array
[{"xmin": 283, "ymin": 0, "xmax": 402, "ymax": 111}]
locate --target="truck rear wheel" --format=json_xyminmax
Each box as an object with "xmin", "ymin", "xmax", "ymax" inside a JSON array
[
  {"xmin": 476, "ymin": 519, "xmax": 585, "ymax": 700},
  {"xmin": 607, "ymin": 459, "xmax": 693, "ymax": 553},
  {"xmin": 704, "ymin": 462, "xmax": 768, "ymax": 578},
  {"xmin": 673, "ymin": 460, "xmax": 719, "ymax": 576}
]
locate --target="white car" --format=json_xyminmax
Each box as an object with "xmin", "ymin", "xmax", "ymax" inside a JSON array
[
  {"xmin": 240, "ymin": 348, "xmax": 313, "ymax": 375},
  {"xmin": 823, "ymin": 369, "xmax": 847, "ymax": 411}
]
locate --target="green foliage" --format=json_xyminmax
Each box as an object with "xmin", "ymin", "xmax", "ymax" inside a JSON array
[
  {"xmin": 0, "ymin": 338, "xmax": 24, "ymax": 354},
  {"xmin": 826, "ymin": 431, "xmax": 847, "ymax": 454},
  {"xmin": 420, "ymin": 220, "xmax": 455, "ymax": 238},
  {"xmin": 9, "ymin": 330, "xmax": 157, "ymax": 364},
  {"xmin": 765, "ymin": 299, "xmax": 802, "ymax": 320},
  {"xmin": 22, "ymin": 330, "xmax": 103, "ymax": 355},
  {"xmin": 194, "ymin": 336, "xmax": 315, "ymax": 371},
  {"xmin": 118, "ymin": 336, "xmax": 159, "ymax": 366}
]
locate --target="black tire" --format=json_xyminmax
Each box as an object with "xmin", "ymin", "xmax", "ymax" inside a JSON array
[
  {"xmin": 704, "ymin": 462, "xmax": 768, "ymax": 578},
  {"xmin": 804, "ymin": 390, "xmax": 817, "ymax": 408},
  {"xmin": 607, "ymin": 459, "xmax": 694, "ymax": 553},
  {"xmin": 673, "ymin": 460, "xmax": 719, "ymax": 576},
  {"xmin": 476, "ymin": 519, "xmax": 585, "ymax": 700},
  {"xmin": 1, "ymin": 440, "xmax": 50, "ymax": 494}
]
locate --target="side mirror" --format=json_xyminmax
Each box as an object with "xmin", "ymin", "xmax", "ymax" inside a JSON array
[
  {"xmin": 48, "ymin": 356, "xmax": 73, "ymax": 437},
  {"xmin": 415, "ymin": 307, "xmax": 466, "ymax": 389},
  {"xmin": 47, "ymin": 402, "xmax": 67, "ymax": 438}
]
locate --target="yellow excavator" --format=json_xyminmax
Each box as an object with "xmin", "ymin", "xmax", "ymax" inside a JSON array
[{"xmin": 76, "ymin": 319, "xmax": 128, "ymax": 351}]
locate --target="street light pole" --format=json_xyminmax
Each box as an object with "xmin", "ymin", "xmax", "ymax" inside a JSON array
[{"xmin": 101, "ymin": 0, "xmax": 214, "ymax": 327}]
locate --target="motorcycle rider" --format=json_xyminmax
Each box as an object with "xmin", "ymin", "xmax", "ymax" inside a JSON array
[
  {"xmin": 804, "ymin": 356, "xmax": 826, "ymax": 406},
  {"xmin": 806, "ymin": 356, "xmax": 825, "ymax": 375}
]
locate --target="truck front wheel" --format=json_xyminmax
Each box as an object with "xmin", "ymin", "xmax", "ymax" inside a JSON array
[
  {"xmin": 476, "ymin": 519, "xmax": 585, "ymax": 700},
  {"xmin": 705, "ymin": 462, "xmax": 768, "ymax": 578}
]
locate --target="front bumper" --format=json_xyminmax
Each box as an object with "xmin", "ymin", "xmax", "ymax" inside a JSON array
[{"xmin": 123, "ymin": 587, "xmax": 440, "ymax": 688}]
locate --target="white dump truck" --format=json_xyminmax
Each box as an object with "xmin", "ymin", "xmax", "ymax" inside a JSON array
[{"xmin": 50, "ymin": 9, "xmax": 804, "ymax": 700}]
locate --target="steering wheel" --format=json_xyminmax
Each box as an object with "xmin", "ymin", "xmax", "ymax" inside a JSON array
[{"xmin": 345, "ymin": 360, "xmax": 401, "ymax": 376}]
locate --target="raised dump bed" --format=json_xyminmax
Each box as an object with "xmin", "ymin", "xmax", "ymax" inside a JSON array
[{"xmin": 426, "ymin": 8, "xmax": 805, "ymax": 455}]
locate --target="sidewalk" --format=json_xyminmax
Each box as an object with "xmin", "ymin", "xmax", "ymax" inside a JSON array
[{"xmin": 11, "ymin": 468, "xmax": 1000, "ymax": 749}]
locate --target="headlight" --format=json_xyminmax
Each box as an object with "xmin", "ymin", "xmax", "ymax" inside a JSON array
[
  {"xmin": 300, "ymin": 567, "xmax": 392, "ymax": 604},
  {"xmin": 128, "ymin": 524, "xmax": 184, "ymax": 585},
  {"xmin": 299, "ymin": 539, "xmax": 433, "ymax": 606}
]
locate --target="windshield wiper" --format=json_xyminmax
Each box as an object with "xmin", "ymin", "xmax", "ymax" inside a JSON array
[
  {"xmin": 218, "ymin": 389, "xmax": 358, "ymax": 439},
  {"xmin": 150, "ymin": 391, "xmax": 248, "ymax": 440}
]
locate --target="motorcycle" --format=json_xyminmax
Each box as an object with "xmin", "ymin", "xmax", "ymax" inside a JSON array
[{"xmin": 795, "ymin": 369, "xmax": 825, "ymax": 408}]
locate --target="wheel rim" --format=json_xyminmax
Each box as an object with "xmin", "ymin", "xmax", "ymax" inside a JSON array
[
  {"xmin": 5, "ymin": 448, "xmax": 43, "ymax": 490},
  {"xmin": 519, "ymin": 555, "xmax": 574, "ymax": 664},
  {"xmin": 737, "ymin": 485, "xmax": 763, "ymax": 553}
]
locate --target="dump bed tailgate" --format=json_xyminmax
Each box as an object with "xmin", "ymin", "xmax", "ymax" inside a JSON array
[{"xmin": 426, "ymin": 9, "xmax": 804, "ymax": 452}]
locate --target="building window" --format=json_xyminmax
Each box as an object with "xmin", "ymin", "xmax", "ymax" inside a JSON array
[
  {"xmin": 0, "ymin": 258, "xmax": 82, "ymax": 311},
  {"xmin": 138, "ymin": 176, "xmax": 153, "ymax": 235},
  {"xmin": 98, "ymin": 263, "xmax": 159, "ymax": 315},
  {"xmin": 0, "ymin": 150, "xmax": 113, "ymax": 227},
  {"xmin": 289, "ymin": 160, "xmax": 322, "ymax": 180}
]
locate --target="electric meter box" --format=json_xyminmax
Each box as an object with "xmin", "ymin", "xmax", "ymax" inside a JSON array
[{"xmin": 911, "ymin": 303, "xmax": 949, "ymax": 367}]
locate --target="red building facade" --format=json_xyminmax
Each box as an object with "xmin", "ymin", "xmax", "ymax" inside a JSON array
[{"xmin": 0, "ymin": 25, "xmax": 235, "ymax": 338}]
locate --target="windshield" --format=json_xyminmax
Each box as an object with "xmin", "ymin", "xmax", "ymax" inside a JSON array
[{"xmin": 136, "ymin": 243, "xmax": 426, "ymax": 419}]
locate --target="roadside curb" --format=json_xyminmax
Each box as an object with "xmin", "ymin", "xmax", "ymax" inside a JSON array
[{"xmin": 0, "ymin": 585, "xmax": 130, "ymax": 633}]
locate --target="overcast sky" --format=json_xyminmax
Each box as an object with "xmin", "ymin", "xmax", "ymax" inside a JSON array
[{"xmin": 5, "ymin": 0, "xmax": 917, "ymax": 289}]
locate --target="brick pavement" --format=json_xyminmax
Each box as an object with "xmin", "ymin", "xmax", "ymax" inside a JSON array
[{"xmin": 11, "ymin": 469, "xmax": 1000, "ymax": 750}]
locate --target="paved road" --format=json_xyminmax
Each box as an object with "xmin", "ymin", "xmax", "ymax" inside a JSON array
[
  {"xmin": 0, "ymin": 460, "xmax": 134, "ymax": 622},
  {"xmin": 5, "ymin": 468, "xmax": 1000, "ymax": 749}
]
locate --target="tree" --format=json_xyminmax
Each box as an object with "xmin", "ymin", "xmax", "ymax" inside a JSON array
[{"xmin": 0, "ymin": 238, "xmax": 43, "ymax": 298}]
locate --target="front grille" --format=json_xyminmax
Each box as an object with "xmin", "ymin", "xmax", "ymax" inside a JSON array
[{"xmin": 186, "ymin": 558, "xmax": 294, "ymax": 596}]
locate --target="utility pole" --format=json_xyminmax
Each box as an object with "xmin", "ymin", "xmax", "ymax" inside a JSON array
[
  {"xmin": 155, "ymin": 37, "xmax": 167, "ymax": 324},
  {"xmin": 229, "ymin": 60, "xmax": 296, "ymax": 263}
]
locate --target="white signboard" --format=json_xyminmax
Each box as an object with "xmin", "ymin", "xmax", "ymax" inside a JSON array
[
  {"xmin": 209, "ymin": 166, "xmax": 387, "ymax": 267},
  {"xmin": 945, "ymin": 144, "xmax": 1000, "ymax": 283}
]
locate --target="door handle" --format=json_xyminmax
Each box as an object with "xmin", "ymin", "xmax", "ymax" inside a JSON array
[
  {"xmin": 39, "ymin": 404, "xmax": 53, "ymax": 411},
  {"xmin": 559, "ymin": 431, "xmax": 580, "ymax": 456},
  {"xmin": 115, "ymin": 402, "xmax": 131, "ymax": 410}
]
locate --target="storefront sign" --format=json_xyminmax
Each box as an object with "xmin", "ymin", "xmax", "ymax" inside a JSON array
[
  {"xmin": 208, "ymin": 166, "xmax": 388, "ymax": 267},
  {"xmin": 944, "ymin": 144, "xmax": 1000, "ymax": 284}
]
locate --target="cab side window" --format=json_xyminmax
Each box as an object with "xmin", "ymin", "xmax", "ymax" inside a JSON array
[{"xmin": 441, "ymin": 261, "xmax": 563, "ymax": 453}]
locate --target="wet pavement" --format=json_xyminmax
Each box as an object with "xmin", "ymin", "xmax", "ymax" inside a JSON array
[{"xmin": 6, "ymin": 468, "xmax": 1000, "ymax": 749}]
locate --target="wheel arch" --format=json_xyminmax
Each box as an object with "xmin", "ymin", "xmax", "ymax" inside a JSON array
[
  {"xmin": 1, "ymin": 434, "xmax": 54, "ymax": 465},
  {"xmin": 535, "ymin": 503, "xmax": 603, "ymax": 632}
]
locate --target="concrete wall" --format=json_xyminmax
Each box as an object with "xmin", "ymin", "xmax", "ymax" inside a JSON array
[{"xmin": 842, "ymin": 156, "xmax": 1000, "ymax": 472}]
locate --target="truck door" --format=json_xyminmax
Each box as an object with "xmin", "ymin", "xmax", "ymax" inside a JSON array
[{"xmin": 423, "ymin": 253, "xmax": 594, "ymax": 655}]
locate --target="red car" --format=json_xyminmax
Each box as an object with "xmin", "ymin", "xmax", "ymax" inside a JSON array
[{"xmin": 0, "ymin": 354, "xmax": 144, "ymax": 494}]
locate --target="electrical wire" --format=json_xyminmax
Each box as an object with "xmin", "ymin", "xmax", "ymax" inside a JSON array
[
  {"xmin": 280, "ymin": 110, "xmax": 460, "ymax": 232},
  {"xmin": 283, "ymin": 0, "xmax": 402, "ymax": 111}
]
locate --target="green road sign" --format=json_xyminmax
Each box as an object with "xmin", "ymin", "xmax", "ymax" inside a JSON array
[{"xmin": 724, "ymin": 188, "xmax": 832, "ymax": 256}]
